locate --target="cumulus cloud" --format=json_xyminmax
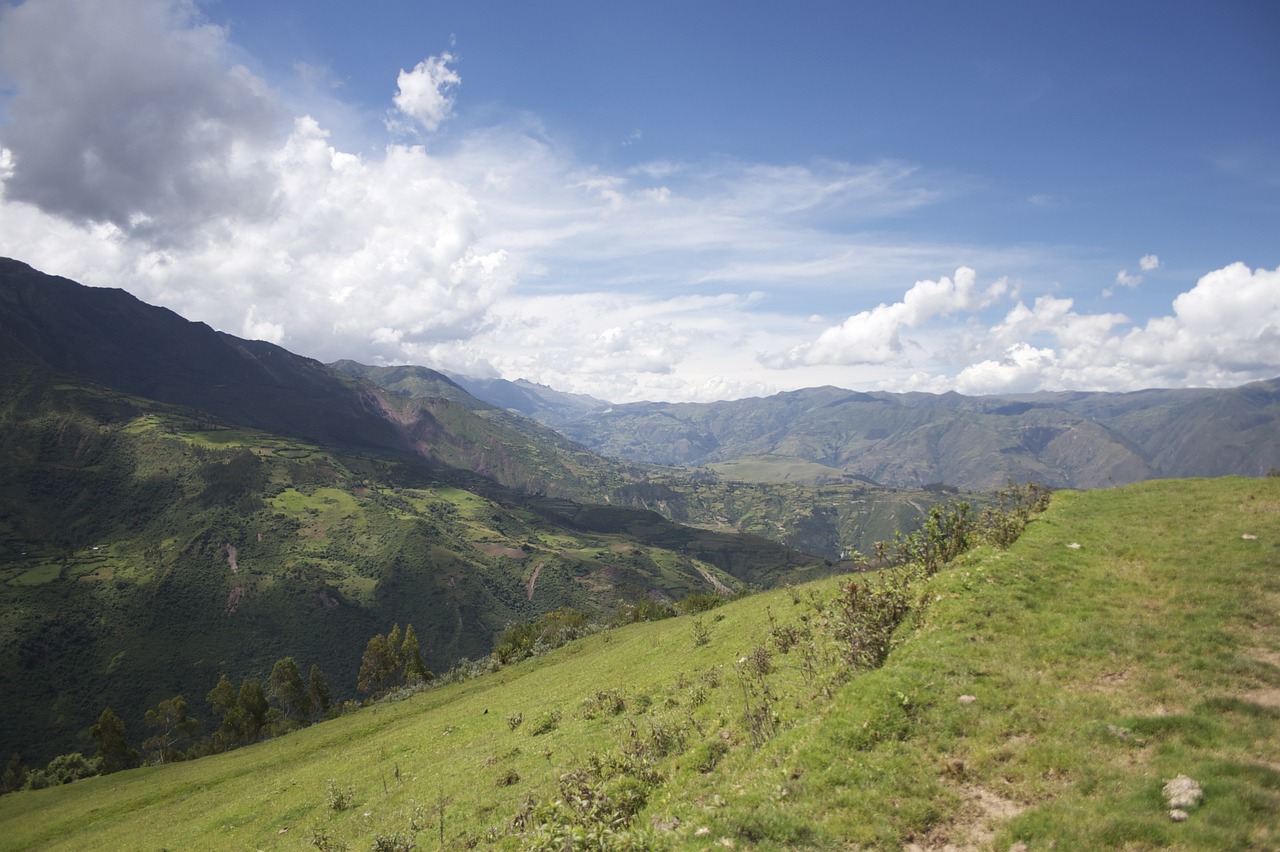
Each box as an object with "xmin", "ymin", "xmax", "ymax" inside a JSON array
[
  {"xmin": 1108, "ymin": 253, "xmax": 1160, "ymax": 295},
  {"xmin": 388, "ymin": 53, "xmax": 460, "ymax": 134},
  {"xmin": 0, "ymin": 0, "xmax": 283, "ymax": 244},
  {"xmin": 1120, "ymin": 262, "xmax": 1280, "ymax": 375},
  {"xmin": 765, "ymin": 267, "xmax": 1008, "ymax": 367},
  {"xmin": 0, "ymin": 0, "xmax": 509, "ymax": 360},
  {"xmin": 949, "ymin": 262, "xmax": 1280, "ymax": 393},
  {"xmin": 0, "ymin": 1, "xmax": 1274, "ymax": 403}
]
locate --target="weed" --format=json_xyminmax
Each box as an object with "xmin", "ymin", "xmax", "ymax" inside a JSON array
[
  {"xmin": 370, "ymin": 831, "xmax": 415, "ymax": 851},
  {"xmin": 309, "ymin": 829, "xmax": 348, "ymax": 851},
  {"xmin": 690, "ymin": 738, "xmax": 730, "ymax": 773},
  {"xmin": 580, "ymin": 688, "xmax": 627, "ymax": 720},
  {"xmin": 692, "ymin": 617, "xmax": 711, "ymax": 647},
  {"xmin": 325, "ymin": 779, "xmax": 355, "ymax": 812},
  {"xmin": 735, "ymin": 646, "xmax": 779, "ymax": 747},
  {"xmin": 529, "ymin": 709, "xmax": 562, "ymax": 736},
  {"xmin": 506, "ymin": 712, "xmax": 523, "ymax": 731}
]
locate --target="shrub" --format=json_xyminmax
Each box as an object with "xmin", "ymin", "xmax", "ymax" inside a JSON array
[
  {"xmin": 529, "ymin": 709, "xmax": 562, "ymax": 736},
  {"xmin": 325, "ymin": 779, "xmax": 355, "ymax": 811}
]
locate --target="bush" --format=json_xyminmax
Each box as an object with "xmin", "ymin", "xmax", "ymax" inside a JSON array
[
  {"xmin": 529, "ymin": 709, "xmax": 562, "ymax": 736},
  {"xmin": 325, "ymin": 780, "xmax": 355, "ymax": 811}
]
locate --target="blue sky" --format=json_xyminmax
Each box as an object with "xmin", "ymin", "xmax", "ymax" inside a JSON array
[{"xmin": 1, "ymin": 0, "xmax": 1277, "ymax": 401}]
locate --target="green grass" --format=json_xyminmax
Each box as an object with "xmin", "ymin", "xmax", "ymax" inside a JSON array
[{"xmin": 3, "ymin": 477, "xmax": 1277, "ymax": 850}]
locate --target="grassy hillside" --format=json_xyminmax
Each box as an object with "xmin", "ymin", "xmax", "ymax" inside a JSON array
[
  {"xmin": 0, "ymin": 371, "xmax": 824, "ymax": 766},
  {"xmin": 4, "ymin": 477, "xmax": 1275, "ymax": 849}
]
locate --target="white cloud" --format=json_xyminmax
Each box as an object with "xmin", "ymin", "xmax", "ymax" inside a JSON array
[
  {"xmin": 1108, "ymin": 253, "xmax": 1160, "ymax": 296},
  {"xmin": 765, "ymin": 267, "xmax": 1009, "ymax": 368},
  {"xmin": 1114, "ymin": 268, "xmax": 1143, "ymax": 289},
  {"xmin": 0, "ymin": 1, "xmax": 1274, "ymax": 404},
  {"xmin": 953, "ymin": 343, "xmax": 1059, "ymax": 395},
  {"xmin": 0, "ymin": 0, "xmax": 282, "ymax": 245},
  {"xmin": 1119, "ymin": 262, "xmax": 1280, "ymax": 375},
  {"xmin": 947, "ymin": 262, "xmax": 1280, "ymax": 393},
  {"xmin": 388, "ymin": 53, "xmax": 460, "ymax": 134}
]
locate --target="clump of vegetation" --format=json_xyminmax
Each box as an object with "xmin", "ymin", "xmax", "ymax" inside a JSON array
[
  {"xmin": 357, "ymin": 624, "xmax": 432, "ymax": 699},
  {"xmin": 325, "ymin": 780, "xmax": 355, "ymax": 812},
  {"xmin": 580, "ymin": 688, "xmax": 627, "ymax": 720},
  {"xmin": 494, "ymin": 608, "xmax": 596, "ymax": 665},
  {"xmin": 529, "ymin": 709, "xmax": 562, "ymax": 737}
]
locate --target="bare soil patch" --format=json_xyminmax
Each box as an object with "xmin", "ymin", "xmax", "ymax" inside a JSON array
[{"xmin": 905, "ymin": 785, "xmax": 1026, "ymax": 852}]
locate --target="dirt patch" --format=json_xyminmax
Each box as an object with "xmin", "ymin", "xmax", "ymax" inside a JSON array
[
  {"xmin": 1239, "ymin": 645, "xmax": 1280, "ymax": 709},
  {"xmin": 526, "ymin": 561, "xmax": 543, "ymax": 601},
  {"xmin": 905, "ymin": 786, "xmax": 1025, "ymax": 852},
  {"xmin": 225, "ymin": 543, "xmax": 238, "ymax": 574},
  {"xmin": 694, "ymin": 564, "xmax": 734, "ymax": 596},
  {"xmin": 477, "ymin": 542, "xmax": 527, "ymax": 559},
  {"xmin": 1093, "ymin": 669, "xmax": 1130, "ymax": 692}
]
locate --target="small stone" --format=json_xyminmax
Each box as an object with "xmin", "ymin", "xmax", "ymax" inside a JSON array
[
  {"xmin": 1162, "ymin": 774, "xmax": 1204, "ymax": 809},
  {"xmin": 1169, "ymin": 808, "xmax": 1189, "ymax": 822},
  {"xmin": 1242, "ymin": 534, "xmax": 1258, "ymax": 540},
  {"xmin": 1009, "ymin": 843, "xmax": 1030, "ymax": 852},
  {"xmin": 1067, "ymin": 542, "xmax": 1081, "ymax": 549},
  {"xmin": 695, "ymin": 827, "xmax": 711, "ymax": 837},
  {"xmin": 653, "ymin": 816, "xmax": 681, "ymax": 832},
  {"xmin": 958, "ymin": 694, "xmax": 977, "ymax": 704}
]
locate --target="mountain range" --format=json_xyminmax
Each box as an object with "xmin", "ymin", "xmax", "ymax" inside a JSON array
[
  {"xmin": 3, "ymin": 254, "xmax": 1277, "ymax": 767},
  {"xmin": 421, "ymin": 371, "xmax": 1279, "ymax": 491}
]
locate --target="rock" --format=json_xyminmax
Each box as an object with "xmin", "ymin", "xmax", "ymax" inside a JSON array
[
  {"xmin": 958, "ymin": 694, "xmax": 977, "ymax": 704},
  {"xmin": 1162, "ymin": 774, "xmax": 1204, "ymax": 809},
  {"xmin": 1169, "ymin": 808, "xmax": 1189, "ymax": 822}
]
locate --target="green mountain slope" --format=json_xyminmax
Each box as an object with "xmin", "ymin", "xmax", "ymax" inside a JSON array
[
  {"xmin": 2, "ymin": 477, "xmax": 1275, "ymax": 849},
  {"xmin": 336, "ymin": 361, "xmax": 977, "ymax": 561},
  {"xmin": 454, "ymin": 377, "xmax": 1280, "ymax": 490},
  {"xmin": 0, "ymin": 259, "xmax": 826, "ymax": 765}
]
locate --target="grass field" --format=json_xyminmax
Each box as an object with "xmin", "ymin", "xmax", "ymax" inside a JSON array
[{"xmin": 2, "ymin": 477, "xmax": 1276, "ymax": 850}]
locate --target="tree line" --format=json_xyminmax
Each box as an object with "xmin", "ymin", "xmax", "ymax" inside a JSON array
[{"xmin": 2, "ymin": 622, "xmax": 433, "ymax": 795}]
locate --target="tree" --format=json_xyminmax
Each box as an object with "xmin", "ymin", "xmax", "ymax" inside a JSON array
[
  {"xmin": 308, "ymin": 664, "xmax": 331, "ymax": 718},
  {"xmin": 236, "ymin": 678, "xmax": 270, "ymax": 743},
  {"xmin": 89, "ymin": 707, "xmax": 137, "ymax": 774},
  {"xmin": 357, "ymin": 632, "xmax": 397, "ymax": 696},
  {"xmin": 207, "ymin": 674, "xmax": 237, "ymax": 718},
  {"xmin": 400, "ymin": 624, "xmax": 430, "ymax": 685},
  {"xmin": 43, "ymin": 752, "xmax": 99, "ymax": 784},
  {"xmin": 1, "ymin": 754, "xmax": 28, "ymax": 795},
  {"xmin": 268, "ymin": 657, "xmax": 311, "ymax": 723},
  {"xmin": 206, "ymin": 674, "xmax": 246, "ymax": 751},
  {"xmin": 142, "ymin": 695, "xmax": 197, "ymax": 764}
]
